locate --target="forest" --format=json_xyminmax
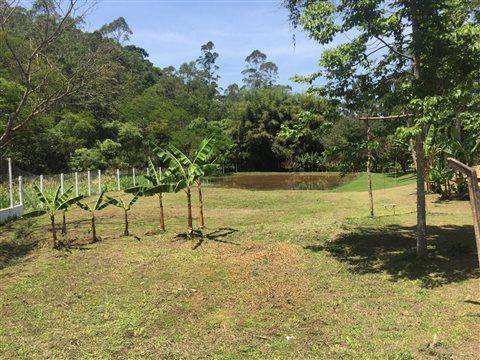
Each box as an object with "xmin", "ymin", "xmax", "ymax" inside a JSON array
[{"xmin": 3, "ymin": 0, "xmax": 478, "ymax": 201}]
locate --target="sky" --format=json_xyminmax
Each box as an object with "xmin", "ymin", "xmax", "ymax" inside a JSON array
[{"xmin": 82, "ymin": 0, "xmax": 326, "ymax": 92}]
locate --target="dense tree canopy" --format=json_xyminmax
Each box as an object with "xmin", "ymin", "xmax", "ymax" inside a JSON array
[{"xmin": 1, "ymin": 0, "xmax": 478, "ymax": 203}]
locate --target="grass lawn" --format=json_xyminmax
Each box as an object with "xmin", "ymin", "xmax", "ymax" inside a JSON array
[
  {"xmin": 0, "ymin": 179, "xmax": 479, "ymax": 359},
  {"xmin": 333, "ymin": 172, "xmax": 416, "ymax": 192}
]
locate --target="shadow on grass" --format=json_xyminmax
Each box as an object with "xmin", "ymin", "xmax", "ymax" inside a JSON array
[
  {"xmin": 0, "ymin": 219, "xmax": 40, "ymax": 270},
  {"xmin": 0, "ymin": 240, "xmax": 37, "ymax": 270},
  {"xmin": 305, "ymin": 224, "xmax": 479, "ymax": 288},
  {"xmin": 174, "ymin": 228, "xmax": 240, "ymax": 250}
]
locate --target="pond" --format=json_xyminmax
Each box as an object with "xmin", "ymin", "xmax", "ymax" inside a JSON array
[{"xmin": 207, "ymin": 172, "xmax": 357, "ymax": 191}]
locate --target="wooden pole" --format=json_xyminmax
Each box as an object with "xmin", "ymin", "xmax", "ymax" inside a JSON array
[
  {"xmin": 365, "ymin": 120, "xmax": 374, "ymax": 217},
  {"xmin": 447, "ymin": 158, "xmax": 480, "ymax": 268},
  {"xmin": 98, "ymin": 170, "xmax": 102, "ymax": 193}
]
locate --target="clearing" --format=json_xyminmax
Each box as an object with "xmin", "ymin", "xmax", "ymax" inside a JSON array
[{"xmin": 0, "ymin": 177, "xmax": 478, "ymax": 359}]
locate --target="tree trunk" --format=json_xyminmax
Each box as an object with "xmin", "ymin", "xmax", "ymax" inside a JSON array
[
  {"xmin": 61, "ymin": 210, "xmax": 67, "ymax": 235},
  {"xmin": 50, "ymin": 214, "xmax": 57, "ymax": 248},
  {"xmin": 124, "ymin": 209, "xmax": 129, "ymax": 236},
  {"xmin": 158, "ymin": 193, "xmax": 165, "ymax": 231},
  {"xmin": 415, "ymin": 133, "xmax": 428, "ymax": 257},
  {"xmin": 410, "ymin": 4, "xmax": 428, "ymax": 258},
  {"xmin": 366, "ymin": 120, "xmax": 375, "ymax": 217},
  {"xmin": 186, "ymin": 187, "xmax": 193, "ymax": 235},
  {"xmin": 91, "ymin": 214, "xmax": 97, "ymax": 243},
  {"xmin": 197, "ymin": 181, "xmax": 205, "ymax": 228}
]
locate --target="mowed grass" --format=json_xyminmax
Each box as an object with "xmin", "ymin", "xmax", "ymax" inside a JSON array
[
  {"xmin": 333, "ymin": 172, "xmax": 416, "ymax": 192},
  {"xmin": 0, "ymin": 180, "xmax": 479, "ymax": 359}
]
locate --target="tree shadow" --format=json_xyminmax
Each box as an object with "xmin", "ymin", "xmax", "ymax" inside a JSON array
[
  {"xmin": 0, "ymin": 240, "xmax": 37, "ymax": 270},
  {"xmin": 305, "ymin": 224, "xmax": 479, "ymax": 288}
]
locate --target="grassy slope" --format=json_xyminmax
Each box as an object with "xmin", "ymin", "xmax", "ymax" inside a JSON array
[
  {"xmin": 0, "ymin": 182, "xmax": 478, "ymax": 359},
  {"xmin": 333, "ymin": 172, "xmax": 416, "ymax": 192}
]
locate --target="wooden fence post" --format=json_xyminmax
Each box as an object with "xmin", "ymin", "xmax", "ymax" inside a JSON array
[
  {"xmin": 447, "ymin": 158, "xmax": 480, "ymax": 267},
  {"xmin": 8, "ymin": 158, "xmax": 13, "ymax": 208}
]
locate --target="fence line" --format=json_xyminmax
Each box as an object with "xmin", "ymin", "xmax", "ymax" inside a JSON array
[{"xmin": 0, "ymin": 158, "xmax": 163, "ymax": 222}]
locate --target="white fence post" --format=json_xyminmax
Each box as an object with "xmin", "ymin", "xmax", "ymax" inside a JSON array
[
  {"xmin": 60, "ymin": 173, "xmax": 64, "ymax": 194},
  {"xmin": 75, "ymin": 172, "xmax": 79, "ymax": 196},
  {"xmin": 159, "ymin": 167, "xmax": 162, "ymax": 179},
  {"xmin": 117, "ymin": 169, "xmax": 121, "ymax": 191},
  {"xmin": 8, "ymin": 158, "xmax": 13, "ymax": 208},
  {"xmin": 98, "ymin": 170, "xmax": 102, "ymax": 193},
  {"xmin": 146, "ymin": 167, "xmax": 150, "ymax": 177},
  {"xmin": 132, "ymin": 167, "xmax": 136, "ymax": 186},
  {"xmin": 39, "ymin": 174, "xmax": 44, "ymax": 193},
  {"xmin": 18, "ymin": 176, "xmax": 23, "ymax": 205},
  {"xmin": 87, "ymin": 170, "xmax": 91, "ymax": 196}
]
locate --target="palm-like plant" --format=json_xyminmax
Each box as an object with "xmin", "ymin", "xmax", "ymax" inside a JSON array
[
  {"xmin": 23, "ymin": 185, "xmax": 84, "ymax": 248},
  {"xmin": 107, "ymin": 194, "xmax": 140, "ymax": 236},
  {"xmin": 159, "ymin": 138, "xmax": 216, "ymax": 234},
  {"xmin": 76, "ymin": 189, "xmax": 116, "ymax": 242},
  {"xmin": 126, "ymin": 158, "xmax": 176, "ymax": 232}
]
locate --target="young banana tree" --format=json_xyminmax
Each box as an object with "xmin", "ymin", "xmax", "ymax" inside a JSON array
[
  {"xmin": 107, "ymin": 194, "xmax": 140, "ymax": 236},
  {"xmin": 126, "ymin": 158, "xmax": 176, "ymax": 232},
  {"xmin": 23, "ymin": 185, "xmax": 84, "ymax": 248},
  {"xmin": 76, "ymin": 189, "xmax": 116, "ymax": 243},
  {"xmin": 158, "ymin": 138, "xmax": 216, "ymax": 234},
  {"xmin": 192, "ymin": 140, "xmax": 217, "ymax": 228}
]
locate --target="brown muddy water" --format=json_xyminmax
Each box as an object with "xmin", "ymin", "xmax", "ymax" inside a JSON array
[{"xmin": 207, "ymin": 172, "xmax": 357, "ymax": 191}]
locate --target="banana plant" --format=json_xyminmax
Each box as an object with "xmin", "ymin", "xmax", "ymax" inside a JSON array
[
  {"xmin": 76, "ymin": 189, "xmax": 116, "ymax": 243},
  {"xmin": 22, "ymin": 185, "xmax": 84, "ymax": 248},
  {"xmin": 126, "ymin": 158, "xmax": 176, "ymax": 232},
  {"xmin": 107, "ymin": 193, "xmax": 140, "ymax": 236},
  {"xmin": 158, "ymin": 138, "xmax": 216, "ymax": 234}
]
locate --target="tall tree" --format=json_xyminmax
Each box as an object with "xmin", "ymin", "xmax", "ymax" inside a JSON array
[
  {"xmin": 0, "ymin": 0, "xmax": 110, "ymax": 148},
  {"xmin": 242, "ymin": 50, "xmax": 278, "ymax": 88}
]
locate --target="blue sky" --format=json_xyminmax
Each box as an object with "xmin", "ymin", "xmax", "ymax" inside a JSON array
[{"xmin": 82, "ymin": 0, "xmax": 325, "ymax": 92}]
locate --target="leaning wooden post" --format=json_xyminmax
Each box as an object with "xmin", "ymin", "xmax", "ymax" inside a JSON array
[
  {"xmin": 447, "ymin": 158, "xmax": 480, "ymax": 268},
  {"xmin": 8, "ymin": 158, "xmax": 13, "ymax": 208},
  {"xmin": 365, "ymin": 119, "xmax": 374, "ymax": 217}
]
